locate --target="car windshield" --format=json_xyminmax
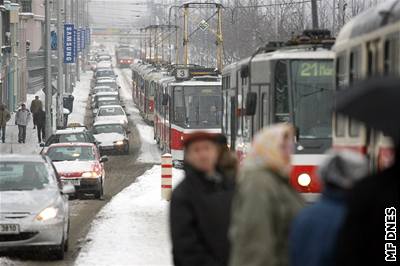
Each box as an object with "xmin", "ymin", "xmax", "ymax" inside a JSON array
[
  {"xmin": 0, "ymin": 162, "xmax": 52, "ymax": 191},
  {"xmin": 47, "ymin": 146, "xmax": 95, "ymax": 162},
  {"xmin": 291, "ymin": 60, "xmax": 334, "ymax": 139},
  {"xmin": 96, "ymin": 70, "xmax": 114, "ymax": 78},
  {"xmin": 93, "ymin": 124, "xmax": 124, "ymax": 134},
  {"xmin": 98, "ymin": 100, "xmax": 119, "ymax": 107},
  {"xmin": 117, "ymin": 48, "xmax": 132, "ymax": 58},
  {"xmin": 98, "ymin": 107, "xmax": 124, "ymax": 116},
  {"xmin": 93, "ymin": 87, "xmax": 115, "ymax": 94},
  {"xmin": 59, "ymin": 133, "xmax": 87, "ymax": 143},
  {"xmin": 174, "ymin": 86, "xmax": 222, "ymax": 128}
]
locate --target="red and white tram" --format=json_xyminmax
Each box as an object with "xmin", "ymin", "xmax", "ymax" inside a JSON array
[
  {"xmin": 333, "ymin": 0, "xmax": 400, "ymax": 170},
  {"xmin": 222, "ymin": 30, "xmax": 335, "ymax": 201},
  {"xmin": 154, "ymin": 67, "xmax": 222, "ymax": 164}
]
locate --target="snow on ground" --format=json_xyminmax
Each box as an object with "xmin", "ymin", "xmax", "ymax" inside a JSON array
[
  {"xmin": 75, "ymin": 165, "xmax": 184, "ymax": 266},
  {"xmin": 117, "ymin": 68, "xmax": 161, "ymax": 164},
  {"xmin": 68, "ymin": 72, "xmax": 92, "ymax": 125}
]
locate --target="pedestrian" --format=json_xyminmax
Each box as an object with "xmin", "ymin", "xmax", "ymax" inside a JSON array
[
  {"xmin": 30, "ymin": 95, "xmax": 43, "ymax": 129},
  {"xmin": 15, "ymin": 103, "xmax": 31, "ymax": 143},
  {"xmin": 289, "ymin": 150, "xmax": 368, "ymax": 266},
  {"xmin": 229, "ymin": 124, "xmax": 304, "ymax": 266},
  {"xmin": 34, "ymin": 108, "xmax": 46, "ymax": 143},
  {"xmin": 0, "ymin": 103, "xmax": 11, "ymax": 143},
  {"xmin": 170, "ymin": 132, "xmax": 235, "ymax": 266}
]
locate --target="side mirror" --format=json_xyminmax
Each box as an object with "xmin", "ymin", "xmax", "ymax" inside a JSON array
[
  {"xmin": 126, "ymin": 113, "xmax": 131, "ymax": 117},
  {"xmin": 61, "ymin": 183, "xmax": 75, "ymax": 195},
  {"xmin": 245, "ymin": 92, "xmax": 257, "ymax": 116},
  {"xmin": 126, "ymin": 130, "xmax": 131, "ymax": 134},
  {"xmin": 162, "ymin": 94, "xmax": 168, "ymax": 106},
  {"xmin": 39, "ymin": 143, "xmax": 45, "ymax": 147},
  {"xmin": 121, "ymin": 105, "xmax": 126, "ymax": 108},
  {"xmin": 100, "ymin": 156, "xmax": 109, "ymax": 163}
]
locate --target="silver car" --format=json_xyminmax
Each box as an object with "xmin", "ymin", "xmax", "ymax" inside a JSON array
[{"xmin": 0, "ymin": 155, "xmax": 74, "ymax": 260}]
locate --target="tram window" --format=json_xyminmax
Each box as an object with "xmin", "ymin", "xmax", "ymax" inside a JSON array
[
  {"xmin": 335, "ymin": 114, "xmax": 346, "ymax": 137},
  {"xmin": 274, "ymin": 60, "xmax": 289, "ymax": 123},
  {"xmin": 336, "ymin": 55, "xmax": 346, "ymax": 90},
  {"xmin": 384, "ymin": 37, "xmax": 400, "ymax": 75},
  {"xmin": 261, "ymin": 91, "xmax": 269, "ymax": 127},
  {"xmin": 349, "ymin": 48, "xmax": 361, "ymax": 84},
  {"xmin": 349, "ymin": 119, "xmax": 361, "ymax": 137},
  {"xmin": 173, "ymin": 87, "xmax": 185, "ymax": 123}
]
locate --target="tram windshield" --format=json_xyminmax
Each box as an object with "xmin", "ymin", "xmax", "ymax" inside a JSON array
[
  {"xmin": 290, "ymin": 60, "xmax": 334, "ymax": 139},
  {"xmin": 174, "ymin": 86, "xmax": 222, "ymax": 128}
]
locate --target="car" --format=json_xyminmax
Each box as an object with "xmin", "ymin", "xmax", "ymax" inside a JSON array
[
  {"xmin": 96, "ymin": 55, "xmax": 112, "ymax": 62},
  {"xmin": 94, "ymin": 105, "xmax": 129, "ymax": 129},
  {"xmin": 94, "ymin": 79, "xmax": 119, "ymax": 90},
  {"xmin": 0, "ymin": 154, "xmax": 75, "ymax": 260},
  {"xmin": 41, "ymin": 128, "xmax": 97, "ymax": 153},
  {"xmin": 92, "ymin": 97, "xmax": 122, "ymax": 117},
  {"xmin": 46, "ymin": 143, "xmax": 108, "ymax": 199},
  {"xmin": 90, "ymin": 85, "xmax": 117, "ymax": 96},
  {"xmin": 94, "ymin": 69, "xmax": 116, "ymax": 79},
  {"xmin": 92, "ymin": 121, "xmax": 130, "ymax": 155},
  {"xmin": 91, "ymin": 91, "xmax": 120, "ymax": 108}
]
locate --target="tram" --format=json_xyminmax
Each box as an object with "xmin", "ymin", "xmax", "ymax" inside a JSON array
[
  {"xmin": 222, "ymin": 30, "xmax": 335, "ymax": 201},
  {"xmin": 115, "ymin": 45, "xmax": 134, "ymax": 68},
  {"xmin": 333, "ymin": 0, "xmax": 400, "ymax": 170},
  {"xmin": 154, "ymin": 67, "xmax": 222, "ymax": 163}
]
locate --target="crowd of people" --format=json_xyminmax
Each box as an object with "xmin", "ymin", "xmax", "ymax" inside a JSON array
[
  {"xmin": 0, "ymin": 95, "xmax": 45, "ymax": 144},
  {"xmin": 169, "ymin": 122, "xmax": 399, "ymax": 266}
]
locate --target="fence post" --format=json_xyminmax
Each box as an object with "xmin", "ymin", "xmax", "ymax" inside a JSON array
[{"xmin": 161, "ymin": 153, "xmax": 173, "ymax": 201}]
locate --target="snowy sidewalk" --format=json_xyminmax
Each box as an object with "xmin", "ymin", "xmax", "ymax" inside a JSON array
[
  {"xmin": 0, "ymin": 72, "xmax": 91, "ymax": 156},
  {"xmin": 75, "ymin": 166, "xmax": 184, "ymax": 266}
]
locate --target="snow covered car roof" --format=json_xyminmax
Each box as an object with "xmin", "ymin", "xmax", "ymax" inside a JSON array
[
  {"xmin": 93, "ymin": 120, "xmax": 126, "ymax": 126},
  {"xmin": 47, "ymin": 142, "xmax": 95, "ymax": 148},
  {"xmin": 55, "ymin": 128, "xmax": 87, "ymax": 134}
]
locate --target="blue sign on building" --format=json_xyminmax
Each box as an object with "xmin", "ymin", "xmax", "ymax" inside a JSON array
[
  {"xmin": 73, "ymin": 29, "xmax": 78, "ymax": 58},
  {"xmin": 63, "ymin": 24, "xmax": 75, "ymax": 63},
  {"xmin": 81, "ymin": 29, "xmax": 85, "ymax": 50}
]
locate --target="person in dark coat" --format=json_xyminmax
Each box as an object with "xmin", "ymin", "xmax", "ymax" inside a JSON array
[
  {"xmin": 34, "ymin": 108, "xmax": 46, "ymax": 143},
  {"xmin": 289, "ymin": 150, "xmax": 368, "ymax": 266},
  {"xmin": 170, "ymin": 132, "xmax": 235, "ymax": 266},
  {"xmin": 0, "ymin": 103, "xmax": 11, "ymax": 143},
  {"xmin": 30, "ymin": 95, "xmax": 43, "ymax": 129},
  {"xmin": 336, "ymin": 146, "xmax": 400, "ymax": 266}
]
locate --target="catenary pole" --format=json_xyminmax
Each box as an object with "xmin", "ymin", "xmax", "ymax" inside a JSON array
[{"xmin": 44, "ymin": 0, "xmax": 52, "ymax": 139}]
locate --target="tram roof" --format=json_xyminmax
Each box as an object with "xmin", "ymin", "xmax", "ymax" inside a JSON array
[
  {"xmin": 170, "ymin": 79, "xmax": 221, "ymax": 87},
  {"xmin": 335, "ymin": 0, "xmax": 400, "ymax": 47},
  {"xmin": 252, "ymin": 47, "xmax": 334, "ymax": 63}
]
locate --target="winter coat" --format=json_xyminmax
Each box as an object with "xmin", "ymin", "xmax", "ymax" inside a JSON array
[
  {"xmin": 34, "ymin": 109, "xmax": 46, "ymax": 127},
  {"xmin": 170, "ymin": 164, "xmax": 235, "ymax": 266},
  {"xmin": 15, "ymin": 109, "xmax": 31, "ymax": 126},
  {"xmin": 0, "ymin": 106, "xmax": 11, "ymax": 127},
  {"xmin": 229, "ymin": 124, "xmax": 304, "ymax": 266},
  {"xmin": 289, "ymin": 190, "xmax": 346, "ymax": 266},
  {"xmin": 336, "ymin": 155, "xmax": 400, "ymax": 266},
  {"xmin": 30, "ymin": 99, "xmax": 43, "ymax": 114},
  {"xmin": 289, "ymin": 150, "xmax": 368, "ymax": 266}
]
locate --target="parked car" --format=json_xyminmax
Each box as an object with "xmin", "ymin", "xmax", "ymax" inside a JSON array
[
  {"xmin": 0, "ymin": 154, "xmax": 75, "ymax": 260},
  {"xmin": 40, "ymin": 128, "xmax": 97, "ymax": 153},
  {"xmin": 94, "ymin": 79, "xmax": 119, "ymax": 91},
  {"xmin": 91, "ymin": 91, "xmax": 120, "ymax": 108},
  {"xmin": 92, "ymin": 121, "xmax": 130, "ymax": 155},
  {"xmin": 90, "ymin": 85, "xmax": 117, "ymax": 96},
  {"xmin": 94, "ymin": 105, "xmax": 129, "ymax": 129},
  {"xmin": 92, "ymin": 97, "xmax": 122, "ymax": 117},
  {"xmin": 46, "ymin": 143, "xmax": 108, "ymax": 199}
]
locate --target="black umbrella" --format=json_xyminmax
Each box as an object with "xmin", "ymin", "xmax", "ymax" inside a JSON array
[{"xmin": 335, "ymin": 76, "xmax": 400, "ymax": 140}]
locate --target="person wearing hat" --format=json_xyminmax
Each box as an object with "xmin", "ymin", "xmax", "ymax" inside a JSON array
[
  {"xmin": 170, "ymin": 132, "xmax": 235, "ymax": 266},
  {"xmin": 289, "ymin": 150, "xmax": 368, "ymax": 266},
  {"xmin": 15, "ymin": 103, "xmax": 31, "ymax": 143}
]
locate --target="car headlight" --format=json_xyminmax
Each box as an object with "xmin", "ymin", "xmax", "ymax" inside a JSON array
[
  {"xmin": 81, "ymin": 171, "xmax": 98, "ymax": 178},
  {"xmin": 36, "ymin": 207, "xmax": 58, "ymax": 221},
  {"xmin": 298, "ymin": 173, "xmax": 312, "ymax": 187},
  {"xmin": 114, "ymin": 140, "xmax": 125, "ymax": 145}
]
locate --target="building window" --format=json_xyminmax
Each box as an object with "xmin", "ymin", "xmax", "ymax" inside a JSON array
[{"xmin": 19, "ymin": 0, "xmax": 32, "ymax": 13}]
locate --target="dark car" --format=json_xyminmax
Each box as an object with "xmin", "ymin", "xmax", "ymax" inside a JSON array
[{"xmin": 40, "ymin": 128, "xmax": 97, "ymax": 154}]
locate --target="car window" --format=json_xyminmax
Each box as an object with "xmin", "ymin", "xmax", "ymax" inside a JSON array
[
  {"xmin": 98, "ymin": 107, "xmax": 124, "ymax": 116},
  {"xmin": 47, "ymin": 146, "xmax": 96, "ymax": 162},
  {"xmin": 0, "ymin": 162, "xmax": 52, "ymax": 191},
  {"xmin": 45, "ymin": 135, "xmax": 60, "ymax": 146},
  {"xmin": 93, "ymin": 124, "xmax": 124, "ymax": 134},
  {"xmin": 59, "ymin": 133, "xmax": 87, "ymax": 143}
]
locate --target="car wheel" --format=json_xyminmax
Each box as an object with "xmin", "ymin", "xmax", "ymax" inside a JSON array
[
  {"xmin": 49, "ymin": 236, "xmax": 65, "ymax": 260},
  {"xmin": 94, "ymin": 179, "xmax": 104, "ymax": 199},
  {"xmin": 124, "ymin": 144, "xmax": 129, "ymax": 155}
]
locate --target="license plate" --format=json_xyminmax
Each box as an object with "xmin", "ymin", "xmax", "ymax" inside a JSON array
[
  {"xmin": 0, "ymin": 224, "xmax": 20, "ymax": 235},
  {"xmin": 62, "ymin": 179, "xmax": 80, "ymax": 186}
]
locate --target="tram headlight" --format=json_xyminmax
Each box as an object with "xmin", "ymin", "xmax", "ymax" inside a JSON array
[{"xmin": 297, "ymin": 173, "xmax": 311, "ymax": 187}]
